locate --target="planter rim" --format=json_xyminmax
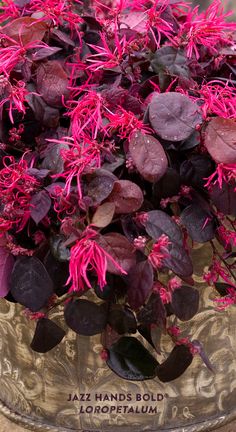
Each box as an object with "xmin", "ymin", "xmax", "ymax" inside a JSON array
[{"xmin": 0, "ymin": 398, "xmax": 234, "ymax": 432}]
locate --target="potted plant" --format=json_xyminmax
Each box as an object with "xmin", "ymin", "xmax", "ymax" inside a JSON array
[{"xmin": 0, "ymin": 0, "xmax": 235, "ymax": 430}]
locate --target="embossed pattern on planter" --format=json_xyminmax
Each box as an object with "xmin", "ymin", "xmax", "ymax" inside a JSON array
[{"xmin": 0, "ymin": 244, "xmax": 236, "ymax": 432}]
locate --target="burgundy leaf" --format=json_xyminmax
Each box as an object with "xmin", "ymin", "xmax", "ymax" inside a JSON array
[
  {"xmin": 149, "ymin": 92, "xmax": 202, "ymax": 141},
  {"xmin": 64, "ymin": 299, "xmax": 108, "ymax": 336},
  {"xmin": 30, "ymin": 190, "xmax": 51, "ymax": 225},
  {"xmin": 32, "ymin": 46, "xmax": 62, "ymax": 61},
  {"xmin": 180, "ymin": 204, "xmax": 216, "ymax": 243},
  {"xmin": 210, "ymin": 181, "xmax": 236, "ymax": 216},
  {"xmin": 98, "ymin": 233, "xmax": 136, "ymax": 274},
  {"xmin": 0, "ymin": 247, "xmax": 14, "ymax": 298},
  {"xmin": 163, "ymin": 243, "xmax": 193, "ymax": 277},
  {"xmin": 36, "ymin": 61, "xmax": 70, "ymax": 107},
  {"xmin": 2, "ymin": 17, "xmax": 48, "ymax": 45},
  {"xmin": 86, "ymin": 169, "xmax": 117, "ymax": 205},
  {"xmin": 156, "ymin": 344, "xmax": 193, "ymax": 382},
  {"xmin": 107, "ymin": 180, "xmax": 144, "ymax": 214},
  {"xmin": 30, "ymin": 318, "xmax": 66, "ymax": 353},
  {"xmin": 10, "ymin": 257, "xmax": 53, "ymax": 312},
  {"xmin": 129, "ymin": 131, "xmax": 168, "ymax": 182},
  {"xmin": 145, "ymin": 210, "xmax": 183, "ymax": 245},
  {"xmin": 137, "ymin": 292, "xmax": 166, "ymax": 328},
  {"xmin": 205, "ymin": 118, "xmax": 236, "ymax": 164},
  {"xmin": 171, "ymin": 286, "xmax": 199, "ymax": 321},
  {"xmin": 127, "ymin": 260, "xmax": 154, "ymax": 310}
]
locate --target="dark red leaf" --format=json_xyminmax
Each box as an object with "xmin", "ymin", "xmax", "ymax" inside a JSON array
[
  {"xmin": 86, "ymin": 169, "xmax": 117, "ymax": 205},
  {"xmin": 137, "ymin": 292, "xmax": 166, "ymax": 327},
  {"xmin": 127, "ymin": 260, "xmax": 154, "ymax": 310},
  {"xmin": 205, "ymin": 118, "xmax": 236, "ymax": 164},
  {"xmin": 129, "ymin": 131, "xmax": 168, "ymax": 182},
  {"xmin": 2, "ymin": 17, "xmax": 48, "ymax": 45},
  {"xmin": 98, "ymin": 233, "xmax": 136, "ymax": 274},
  {"xmin": 145, "ymin": 210, "xmax": 183, "ymax": 245},
  {"xmin": 107, "ymin": 180, "xmax": 144, "ymax": 214},
  {"xmin": 36, "ymin": 61, "xmax": 70, "ymax": 107}
]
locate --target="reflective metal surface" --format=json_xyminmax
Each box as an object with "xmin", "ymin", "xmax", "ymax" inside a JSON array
[{"xmin": 0, "ymin": 245, "xmax": 236, "ymax": 431}]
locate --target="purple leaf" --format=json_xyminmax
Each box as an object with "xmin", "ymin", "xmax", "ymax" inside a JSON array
[
  {"xmin": 10, "ymin": 257, "xmax": 53, "ymax": 312},
  {"xmin": 205, "ymin": 117, "xmax": 236, "ymax": 164},
  {"xmin": 127, "ymin": 260, "xmax": 154, "ymax": 310},
  {"xmin": 30, "ymin": 190, "xmax": 51, "ymax": 225},
  {"xmin": 210, "ymin": 181, "xmax": 236, "ymax": 216},
  {"xmin": 30, "ymin": 318, "xmax": 66, "ymax": 353},
  {"xmin": 107, "ymin": 180, "xmax": 144, "ymax": 214},
  {"xmin": 86, "ymin": 169, "xmax": 117, "ymax": 205},
  {"xmin": 0, "ymin": 248, "xmax": 14, "ymax": 298},
  {"xmin": 137, "ymin": 292, "xmax": 166, "ymax": 328},
  {"xmin": 171, "ymin": 286, "xmax": 199, "ymax": 321},
  {"xmin": 145, "ymin": 210, "xmax": 183, "ymax": 246},
  {"xmin": 36, "ymin": 61, "xmax": 70, "ymax": 107},
  {"xmin": 32, "ymin": 46, "xmax": 62, "ymax": 61},
  {"xmin": 149, "ymin": 92, "xmax": 202, "ymax": 141},
  {"xmin": 180, "ymin": 204, "xmax": 216, "ymax": 243},
  {"xmin": 98, "ymin": 233, "xmax": 136, "ymax": 274},
  {"xmin": 129, "ymin": 131, "xmax": 168, "ymax": 182},
  {"xmin": 156, "ymin": 344, "xmax": 193, "ymax": 382}
]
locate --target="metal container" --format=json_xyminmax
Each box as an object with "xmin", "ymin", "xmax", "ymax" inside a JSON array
[{"xmin": 0, "ymin": 244, "xmax": 236, "ymax": 432}]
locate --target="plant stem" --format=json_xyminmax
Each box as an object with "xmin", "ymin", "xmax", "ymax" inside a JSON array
[{"xmin": 210, "ymin": 240, "xmax": 236, "ymax": 283}]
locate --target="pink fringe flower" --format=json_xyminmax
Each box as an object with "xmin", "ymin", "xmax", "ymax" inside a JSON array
[
  {"xmin": 66, "ymin": 228, "xmax": 127, "ymax": 292},
  {"xmin": 172, "ymin": 0, "xmax": 236, "ymax": 60},
  {"xmin": 148, "ymin": 234, "xmax": 170, "ymax": 270}
]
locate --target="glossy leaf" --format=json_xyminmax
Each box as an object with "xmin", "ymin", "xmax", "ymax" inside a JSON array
[
  {"xmin": 30, "ymin": 318, "xmax": 66, "ymax": 353},
  {"xmin": 64, "ymin": 299, "xmax": 108, "ymax": 336},
  {"xmin": 107, "ymin": 336, "xmax": 159, "ymax": 380},
  {"xmin": 2, "ymin": 17, "xmax": 48, "ymax": 45},
  {"xmin": 156, "ymin": 344, "xmax": 193, "ymax": 382},
  {"xmin": 129, "ymin": 131, "xmax": 168, "ymax": 182},
  {"xmin": 210, "ymin": 181, "xmax": 236, "ymax": 216},
  {"xmin": 50, "ymin": 235, "xmax": 70, "ymax": 262},
  {"xmin": 163, "ymin": 243, "xmax": 193, "ymax": 277},
  {"xmin": 86, "ymin": 169, "xmax": 117, "ymax": 205},
  {"xmin": 151, "ymin": 46, "xmax": 189, "ymax": 78},
  {"xmin": 205, "ymin": 118, "xmax": 236, "ymax": 164},
  {"xmin": 108, "ymin": 305, "xmax": 137, "ymax": 334},
  {"xmin": 149, "ymin": 92, "xmax": 202, "ymax": 141}
]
